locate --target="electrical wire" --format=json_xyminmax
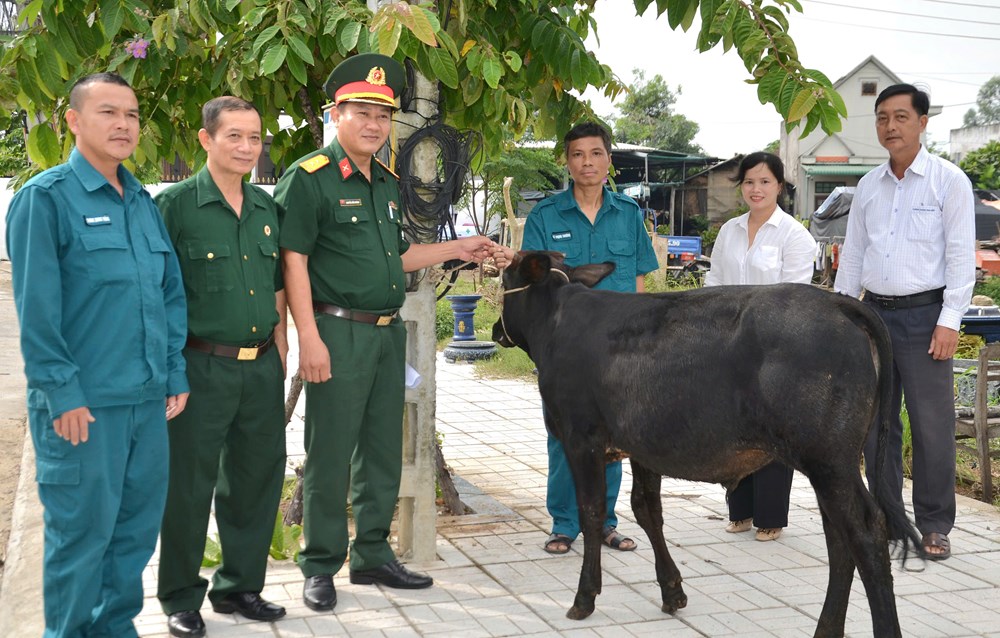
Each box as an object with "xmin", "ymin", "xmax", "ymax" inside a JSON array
[{"xmin": 802, "ymin": 0, "xmax": 1000, "ymax": 25}]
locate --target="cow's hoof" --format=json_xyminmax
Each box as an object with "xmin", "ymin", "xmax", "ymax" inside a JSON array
[
  {"xmin": 566, "ymin": 605, "xmax": 594, "ymax": 620},
  {"xmin": 661, "ymin": 592, "xmax": 688, "ymax": 614}
]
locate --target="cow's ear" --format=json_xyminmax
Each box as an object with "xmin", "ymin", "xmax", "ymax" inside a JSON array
[
  {"xmin": 519, "ymin": 251, "xmax": 552, "ymax": 284},
  {"xmin": 570, "ymin": 262, "xmax": 616, "ymax": 288}
]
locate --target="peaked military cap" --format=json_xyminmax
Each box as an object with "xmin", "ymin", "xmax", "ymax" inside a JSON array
[{"xmin": 324, "ymin": 53, "xmax": 405, "ymax": 110}]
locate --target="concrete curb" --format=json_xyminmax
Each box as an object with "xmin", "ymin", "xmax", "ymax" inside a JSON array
[{"xmin": 0, "ymin": 431, "xmax": 43, "ymax": 637}]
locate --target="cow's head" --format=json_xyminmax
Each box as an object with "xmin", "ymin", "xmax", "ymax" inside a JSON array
[{"xmin": 491, "ymin": 250, "xmax": 616, "ymax": 350}]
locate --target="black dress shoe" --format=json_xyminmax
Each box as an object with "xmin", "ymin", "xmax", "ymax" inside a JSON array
[
  {"xmin": 167, "ymin": 610, "xmax": 206, "ymax": 638},
  {"xmin": 303, "ymin": 574, "xmax": 337, "ymax": 611},
  {"xmin": 349, "ymin": 559, "xmax": 433, "ymax": 589},
  {"xmin": 211, "ymin": 592, "xmax": 286, "ymax": 621}
]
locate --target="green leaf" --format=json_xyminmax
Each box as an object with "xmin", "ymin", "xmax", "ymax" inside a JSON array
[
  {"xmin": 27, "ymin": 124, "xmax": 61, "ymax": 169},
  {"xmin": 377, "ymin": 22, "xmax": 401, "ymax": 56},
  {"xmin": 502, "ymin": 50, "xmax": 522, "ymax": 72},
  {"xmin": 287, "ymin": 35, "xmax": 315, "ymax": 65},
  {"xmin": 201, "ymin": 534, "xmax": 222, "ymax": 568},
  {"xmin": 260, "ymin": 44, "xmax": 288, "ymax": 75},
  {"xmin": 462, "ymin": 75, "xmax": 483, "ymax": 105},
  {"xmin": 33, "ymin": 50, "xmax": 64, "ymax": 100},
  {"xmin": 825, "ymin": 85, "xmax": 848, "ymax": 117},
  {"xmin": 253, "ymin": 25, "xmax": 281, "ymax": 57},
  {"xmin": 225, "ymin": 0, "xmax": 241, "ymax": 10},
  {"xmin": 787, "ymin": 88, "xmax": 816, "ymax": 123},
  {"xmin": 100, "ymin": 0, "xmax": 125, "ymax": 39},
  {"xmin": 570, "ymin": 48, "xmax": 585, "ymax": 90},
  {"xmin": 286, "ymin": 51, "xmax": 308, "ymax": 86},
  {"xmin": 437, "ymin": 29, "xmax": 459, "ymax": 60},
  {"xmin": 408, "ymin": 4, "xmax": 438, "ymax": 47},
  {"xmin": 339, "ymin": 21, "xmax": 362, "ymax": 53},
  {"xmin": 481, "ymin": 55, "xmax": 502, "ymax": 89},
  {"xmin": 427, "ymin": 46, "xmax": 459, "ymax": 89}
]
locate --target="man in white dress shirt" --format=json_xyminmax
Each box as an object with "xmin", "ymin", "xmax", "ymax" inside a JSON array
[{"xmin": 835, "ymin": 83, "xmax": 975, "ymax": 561}]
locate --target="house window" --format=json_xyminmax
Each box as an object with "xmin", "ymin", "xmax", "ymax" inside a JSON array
[
  {"xmin": 861, "ymin": 81, "xmax": 877, "ymax": 96},
  {"xmin": 815, "ymin": 181, "xmax": 846, "ymax": 209}
]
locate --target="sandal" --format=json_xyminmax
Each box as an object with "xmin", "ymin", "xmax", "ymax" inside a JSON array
[
  {"xmin": 755, "ymin": 527, "xmax": 782, "ymax": 542},
  {"xmin": 922, "ymin": 532, "xmax": 951, "ymax": 561},
  {"xmin": 544, "ymin": 533, "xmax": 573, "ymax": 555},
  {"xmin": 602, "ymin": 526, "xmax": 637, "ymax": 551},
  {"xmin": 726, "ymin": 518, "xmax": 752, "ymax": 533}
]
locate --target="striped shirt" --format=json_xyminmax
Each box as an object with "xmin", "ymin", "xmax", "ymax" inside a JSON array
[{"xmin": 835, "ymin": 146, "xmax": 975, "ymax": 330}]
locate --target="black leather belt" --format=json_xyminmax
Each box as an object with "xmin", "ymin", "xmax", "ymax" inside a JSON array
[
  {"xmin": 186, "ymin": 333, "xmax": 274, "ymax": 360},
  {"xmin": 865, "ymin": 287, "xmax": 944, "ymax": 310},
  {"xmin": 313, "ymin": 302, "xmax": 398, "ymax": 326}
]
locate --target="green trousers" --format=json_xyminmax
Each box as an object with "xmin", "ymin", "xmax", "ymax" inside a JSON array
[
  {"xmin": 298, "ymin": 314, "xmax": 406, "ymax": 577},
  {"xmin": 157, "ymin": 346, "xmax": 286, "ymax": 614}
]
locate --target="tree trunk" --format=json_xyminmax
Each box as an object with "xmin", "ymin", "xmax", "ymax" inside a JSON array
[
  {"xmin": 435, "ymin": 441, "xmax": 465, "ymax": 515},
  {"xmin": 282, "ymin": 373, "xmax": 305, "ymax": 526}
]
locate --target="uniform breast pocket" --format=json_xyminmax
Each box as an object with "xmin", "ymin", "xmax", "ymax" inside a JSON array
[
  {"xmin": 78, "ymin": 232, "xmax": 133, "ymax": 285},
  {"xmin": 906, "ymin": 206, "xmax": 943, "ymax": 243},
  {"xmin": 185, "ymin": 242, "xmax": 233, "ymax": 293},
  {"xmin": 333, "ymin": 206, "xmax": 375, "ymax": 249},
  {"xmin": 145, "ymin": 234, "xmax": 171, "ymax": 284},
  {"xmin": 553, "ymin": 240, "xmax": 582, "ymax": 261},
  {"xmin": 256, "ymin": 240, "xmax": 280, "ymax": 281},
  {"xmin": 607, "ymin": 239, "xmax": 637, "ymax": 280}
]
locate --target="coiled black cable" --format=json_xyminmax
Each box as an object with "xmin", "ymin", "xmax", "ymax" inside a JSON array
[{"xmin": 396, "ymin": 121, "xmax": 482, "ymax": 246}]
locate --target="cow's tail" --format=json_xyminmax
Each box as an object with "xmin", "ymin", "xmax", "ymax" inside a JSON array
[{"xmin": 843, "ymin": 299, "xmax": 924, "ymax": 564}]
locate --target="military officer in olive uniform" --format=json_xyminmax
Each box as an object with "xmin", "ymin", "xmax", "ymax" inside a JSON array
[
  {"xmin": 275, "ymin": 53, "xmax": 496, "ymax": 611},
  {"xmin": 155, "ymin": 97, "xmax": 288, "ymax": 637},
  {"xmin": 7, "ymin": 72, "xmax": 190, "ymax": 638}
]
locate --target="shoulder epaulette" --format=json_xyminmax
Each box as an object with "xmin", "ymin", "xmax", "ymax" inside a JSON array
[
  {"xmin": 375, "ymin": 157, "xmax": 399, "ymax": 180},
  {"xmin": 300, "ymin": 155, "xmax": 331, "ymax": 174}
]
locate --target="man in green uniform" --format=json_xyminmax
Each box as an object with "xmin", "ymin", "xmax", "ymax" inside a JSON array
[
  {"xmin": 155, "ymin": 97, "xmax": 288, "ymax": 637},
  {"xmin": 6, "ymin": 72, "xmax": 190, "ymax": 638},
  {"xmin": 275, "ymin": 53, "xmax": 496, "ymax": 611}
]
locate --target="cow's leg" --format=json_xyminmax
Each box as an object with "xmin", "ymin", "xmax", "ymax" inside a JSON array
[
  {"xmin": 559, "ymin": 439, "xmax": 607, "ymax": 620},
  {"xmin": 813, "ymin": 506, "xmax": 854, "ymax": 637},
  {"xmin": 630, "ymin": 461, "xmax": 687, "ymax": 614},
  {"xmin": 811, "ymin": 469, "xmax": 901, "ymax": 638}
]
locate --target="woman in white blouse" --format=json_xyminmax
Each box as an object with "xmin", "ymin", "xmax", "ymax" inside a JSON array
[{"xmin": 704, "ymin": 152, "xmax": 817, "ymax": 541}]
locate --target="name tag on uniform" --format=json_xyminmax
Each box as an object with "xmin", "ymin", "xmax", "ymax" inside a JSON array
[
  {"xmin": 339, "ymin": 198, "xmax": 363, "ymax": 207},
  {"xmin": 551, "ymin": 231, "xmax": 572, "ymax": 241},
  {"xmin": 912, "ymin": 205, "xmax": 938, "ymax": 213},
  {"xmin": 388, "ymin": 201, "xmax": 397, "ymax": 221},
  {"xmin": 84, "ymin": 215, "xmax": 111, "ymax": 226}
]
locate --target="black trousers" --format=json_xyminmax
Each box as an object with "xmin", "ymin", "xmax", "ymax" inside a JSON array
[
  {"xmin": 727, "ymin": 461, "xmax": 795, "ymax": 528},
  {"xmin": 863, "ymin": 300, "xmax": 956, "ymax": 536}
]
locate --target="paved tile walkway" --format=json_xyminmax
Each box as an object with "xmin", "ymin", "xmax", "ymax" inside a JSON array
[{"xmin": 126, "ymin": 354, "xmax": 1000, "ymax": 637}]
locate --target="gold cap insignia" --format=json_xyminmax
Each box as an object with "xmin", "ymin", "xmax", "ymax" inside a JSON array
[
  {"xmin": 264, "ymin": 225, "xmax": 271, "ymax": 236},
  {"xmin": 366, "ymin": 66, "xmax": 387, "ymax": 86}
]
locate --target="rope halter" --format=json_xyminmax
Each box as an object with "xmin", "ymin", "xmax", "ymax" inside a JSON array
[{"xmin": 498, "ymin": 267, "xmax": 570, "ymax": 347}]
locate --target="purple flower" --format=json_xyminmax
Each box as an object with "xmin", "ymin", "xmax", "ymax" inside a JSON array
[{"xmin": 125, "ymin": 38, "xmax": 149, "ymax": 59}]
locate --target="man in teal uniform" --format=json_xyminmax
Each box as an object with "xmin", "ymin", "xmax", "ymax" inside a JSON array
[
  {"xmin": 496, "ymin": 121, "xmax": 658, "ymax": 554},
  {"xmin": 155, "ymin": 97, "xmax": 288, "ymax": 637},
  {"xmin": 6, "ymin": 73, "xmax": 189, "ymax": 638},
  {"xmin": 275, "ymin": 53, "xmax": 497, "ymax": 611}
]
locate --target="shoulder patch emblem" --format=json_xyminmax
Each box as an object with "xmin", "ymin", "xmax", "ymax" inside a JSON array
[
  {"xmin": 300, "ymin": 155, "xmax": 330, "ymax": 174},
  {"xmin": 375, "ymin": 157, "xmax": 399, "ymax": 180}
]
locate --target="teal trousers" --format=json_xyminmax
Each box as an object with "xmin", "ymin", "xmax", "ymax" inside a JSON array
[
  {"xmin": 298, "ymin": 314, "xmax": 406, "ymax": 577},
  {"xmin": 157, "ymin": 346, "xmax": 286, "ymax": 614},
  {"xmin": 30, "ymin": 400, "xmax": 168, "ymax": 638}
]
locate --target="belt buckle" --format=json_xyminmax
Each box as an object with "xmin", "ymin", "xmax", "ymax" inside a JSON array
[
  {"xmin": 237, "ymin": 347, "xmax": 259, "ymax": 360},
  {"xmin": 376, "ymin": 315, "xmax": 393, "ymax": 327}
]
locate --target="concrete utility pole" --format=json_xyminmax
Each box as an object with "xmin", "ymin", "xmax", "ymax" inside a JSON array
[{"xmin": 368, "ymin": 0, "xmax": 441, "ymax": 563}]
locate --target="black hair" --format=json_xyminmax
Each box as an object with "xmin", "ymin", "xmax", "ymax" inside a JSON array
[
  {"xmin": 734, "ymin": 151, "xmax": 785, "ymax": 185},
  {"xmin": 69, "ymin": 73, "xmax": 132, "ymax": 110},
  {"xmin": 202, "ymin": 96, "xmax": 259, "ymax": 136},
  {"xmin": 563, "ymin": 121, "xmax": 612, "ymax": 154},
  {"xmin": 874, "ymin": 84, "xmax": 930, "ymax": 117}
]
